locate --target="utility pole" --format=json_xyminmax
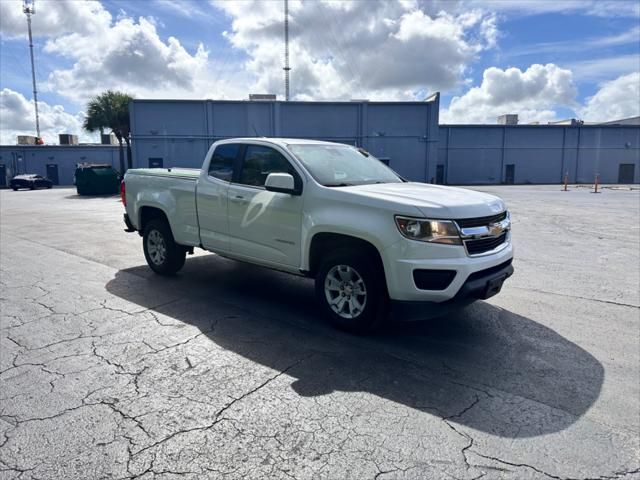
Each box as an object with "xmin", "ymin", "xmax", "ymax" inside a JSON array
[
  {"xmin": 283, "ymin": 0, "xmax": 291, "ymax": 101},
  {"xmin": 23, "ymin": 0, "xmax": 41, "ymax": 141}
]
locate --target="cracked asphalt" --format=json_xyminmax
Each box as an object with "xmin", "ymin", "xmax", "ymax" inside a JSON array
[{"xmin": 1, "ymin": 186, "xmax": 639, "ymax": 480}]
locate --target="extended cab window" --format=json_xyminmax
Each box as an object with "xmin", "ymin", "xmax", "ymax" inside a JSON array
[
  {"xmin": 238, "ymin": 145, "xmax": 298, "ymax": 187},
  {"xmin": 208, "ymin": 144, "xmax": 239, "ymax": 181}
]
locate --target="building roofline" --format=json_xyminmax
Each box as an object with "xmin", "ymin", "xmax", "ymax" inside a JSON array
[
  {"xmin": 0, "ymin": 144, "xmax": 120, "ymax": 148},
  {"xmin": 130, "ymin": 98, "xmax": 439, "ymax": 106},
  {"xmin": 439, "ymin": 124, "xmax": 640, "ymax": 129}
]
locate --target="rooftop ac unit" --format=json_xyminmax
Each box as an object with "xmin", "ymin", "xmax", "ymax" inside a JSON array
[
  {"xmin": 59, "ymin": 134, "xmax": 79, "ymax": 145},
  {"xmin": 17, "ymin": 135, "xmax": 37, "ymax": 145}
]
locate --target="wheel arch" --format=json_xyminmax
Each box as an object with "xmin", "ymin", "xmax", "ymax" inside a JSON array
[
  {"xmin": 139, "ymin": 206, "xmax": 171, "ymax": 234},
  {"xmin": 308, "ymin": 232, "xmax": 385, "ymax": 278}
]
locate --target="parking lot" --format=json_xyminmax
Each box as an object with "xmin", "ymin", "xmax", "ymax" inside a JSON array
[{"xmin": 1, "ymin": 185, "xmax": 638, "ymax": 479}]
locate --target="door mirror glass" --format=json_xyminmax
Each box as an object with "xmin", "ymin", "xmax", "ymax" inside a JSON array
[{"xmin": 264, "ymin": 173, "xmax": 300, "ymax": 195}]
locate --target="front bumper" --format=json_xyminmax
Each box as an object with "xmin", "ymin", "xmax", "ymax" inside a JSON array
[
  {"xmin": 390, "ymin": 259, "xmax": 514, "ymax": 321},
  {"xmin": 382, "ymin": 232, "xmax": 513, "ymax": 302}
]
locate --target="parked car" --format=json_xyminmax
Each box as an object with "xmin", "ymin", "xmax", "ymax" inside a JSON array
[
  {"xmin": 74, "ymin": 164, "xmax": 121, "ymax": 195},
  {"xmin": 10, "ymin": 174, "xmax": 53, "ymax": 191},
  {"xmin": 122, "ymin": 138, "xmax": 514, "ymax": 333}
]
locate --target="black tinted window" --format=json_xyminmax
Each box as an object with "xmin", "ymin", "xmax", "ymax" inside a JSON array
[
  {"xmin": 238, "ymin": 145, "xmax": 295, "ymax": 187},
  {"xmin": 208, "ymin": 143, "xmax": 239, "ymax": 181}
]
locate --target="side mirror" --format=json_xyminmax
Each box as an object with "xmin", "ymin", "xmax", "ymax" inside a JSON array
[{"xmin": 264, "ymin": 173, "xmax": 301, "ymax": 195}]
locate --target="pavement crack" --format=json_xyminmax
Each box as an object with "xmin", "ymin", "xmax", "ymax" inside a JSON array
[
  {"xmin": 470, "ymin": 453, "xmax": 640, "ymax": 480},
  {"xmin": 34, "ymin": 301, "xmax": 56, "ymax": 315},
  {"xmin": 132, "ymin": 354, "xmax": 313, "ymax": 458},
  {"xmin": 512, "ymin": 286, "xmax": 639, "ymax": 309},
  {"xmin": 440, "ymin": 395, "xmax": 481, "ymax": 472},
  {"xmin": 472, "ymin": 453, "xmax": 564, "ymax": 479}
]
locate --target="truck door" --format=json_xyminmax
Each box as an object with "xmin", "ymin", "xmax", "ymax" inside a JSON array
[
  {"xmin": 196, "ymin": 143, "xmax": 240, "ymax": 253},
  {"xmin": 227, "ymin": 144, "xmax": 303, "ymax": 268}
]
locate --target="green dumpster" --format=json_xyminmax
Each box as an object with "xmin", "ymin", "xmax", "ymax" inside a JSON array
[{"xmin": 74, "ymin": 164, "xmax": 121, "ymax": 195}]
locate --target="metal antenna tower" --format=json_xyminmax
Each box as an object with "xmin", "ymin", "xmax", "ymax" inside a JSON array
[
  {"xmin": 283, "ymin": 0, "xmax": 291, "ymax": 101},
  {"xmin": 23, "ymin": 0, "xmax": 41, "ymax": 140}
]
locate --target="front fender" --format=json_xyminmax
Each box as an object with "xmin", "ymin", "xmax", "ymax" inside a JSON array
[{"xmin": 300, "ymin": 201, "xmax": 402, "ymax": 271}]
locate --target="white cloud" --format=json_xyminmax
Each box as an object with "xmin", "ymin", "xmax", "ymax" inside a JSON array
[
  {"xmin": 43, "ymin": 16, "xmax": 216, "ymax": 102},
  {"xmin": 215, "ymin": 0, "xmax": 498, "ymax": 100},
  {"xmin": 0, "ymin": 0, "xmax": 112, "ymax": 39},
  {"xmin": 467, "ymin": 0, "xmax": 640, "ymax": 18},
  {"xmin": 1, "ymin": 0, "xmax": 248, "ymax": 107},
  {"xmin": 581, "ymin": 72, "xmax": 640, "ymax": 122},
  {"xmin": 2, "ymin": 0, "xmax": 500, "ymax": 106},
  {"xmin": 567, "ymin": 54, "xmax": 640, "ymax": 83},
  {"xmin": 504, "ymin": 27, "xmax": 640, "ymax": 59},
  {"xmin": 0, "ymin": 88, "xmax": 97, "ymax": 144},
  {"xmin": 1, "ymin": 0, "xmax": 635, "ymax": 134},
  {"xmin": 441, "ymin": 64, "xmax": 577, "ymax": 123}
]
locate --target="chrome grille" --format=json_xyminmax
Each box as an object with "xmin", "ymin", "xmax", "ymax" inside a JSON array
[
  {"xmin": 465, "ymin": 232, "xmax": 508, "ymax": 255},
  {"xmin": 454, "ymin": 211, "xmax": 510, "ymax": 256},
  {"xmin": 455, "ymin": 211, "xmax": 507, "ymax": 229}
]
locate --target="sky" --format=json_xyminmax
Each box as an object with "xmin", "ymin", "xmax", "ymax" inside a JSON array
[{"xmin": 0, "ymin": 0, "xmax": 639, "ymax": 144}]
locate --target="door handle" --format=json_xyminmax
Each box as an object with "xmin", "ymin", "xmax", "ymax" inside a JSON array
[{"xmin": 230, "ymin": 195, "xmax": 247, "ymax": 204}]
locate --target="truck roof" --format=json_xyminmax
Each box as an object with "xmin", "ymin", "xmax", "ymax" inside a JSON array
[{"xmin": 216, "ymin": 138, "xmax": 350, "ymax": 147}]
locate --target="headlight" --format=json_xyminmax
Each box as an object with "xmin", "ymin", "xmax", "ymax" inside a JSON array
[{"xmin": 395, "ymin": 216, "xmax": 461, "ymax": 245}]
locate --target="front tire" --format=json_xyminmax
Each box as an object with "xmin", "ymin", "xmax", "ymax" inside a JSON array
[
  {"xmin": 143, "ymin": 219, "xmax": 186, "ymax": 275},
  {"xmin": 315, "ymin": 249, "xmax": 389, "ymax": 334}
]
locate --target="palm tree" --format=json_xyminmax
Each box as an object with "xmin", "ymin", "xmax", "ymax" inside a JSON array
[{"xmin": 83, "ymin": 91, "xmax": 134, "ymax": 173}]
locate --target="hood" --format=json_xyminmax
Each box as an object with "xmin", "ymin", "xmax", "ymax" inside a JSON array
[{"xmin": 342, "ymin": 182, "xmax": 506, "ymax": 219}]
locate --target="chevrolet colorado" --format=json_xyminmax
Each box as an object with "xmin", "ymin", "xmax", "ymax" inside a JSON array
[{"xmin": 122, "ymin": 138, "xmax": 513, "ymax": 332}]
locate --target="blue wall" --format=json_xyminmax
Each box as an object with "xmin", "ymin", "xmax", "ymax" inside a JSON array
[
  {"xmin": 438, "ymin": 125, "xmax": 640, "ymax": 184},
  {"xmin": 129, "ymin": 97, "xmax": 441, "ymax": 183},
  {"xmin": 130, "ymin": 98, "xmax": 639, "ymax": 185},
  {"xmin": 3, "ymin": 98, "xmax": 638, "ymax": 187},
  {"xmin": 0, "ymin": 145, "xmax": 120, "ymax": 187}
]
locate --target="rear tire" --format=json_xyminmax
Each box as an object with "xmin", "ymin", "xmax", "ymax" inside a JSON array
[
  {"xmin": 315, "ymin": 248, "xmax": 389, "ymax": 334},
  {"xmin": 143, "ymin": 219, "xmax": 186, "ymax": 275},
  {"xmin": 11, "ymin": 187, "xmax": 17, "ymax": 191}
]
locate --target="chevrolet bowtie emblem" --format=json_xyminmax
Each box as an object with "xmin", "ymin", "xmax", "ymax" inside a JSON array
[
  {"xmin": 488, "ymin": 218, "xmax": 510, "ymax": 237},
  {"xmin": 489, "ymin": 223, "xmax": 504, "ymax": 237}
]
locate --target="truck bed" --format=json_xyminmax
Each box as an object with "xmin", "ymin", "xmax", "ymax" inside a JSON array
[
  {"xmin": 126, "ymin": 168, "xmax": 200, "ymax": 179},
  {"xmin": 125, "ymin": 168, "xmax": 200, "ymax": 246}
]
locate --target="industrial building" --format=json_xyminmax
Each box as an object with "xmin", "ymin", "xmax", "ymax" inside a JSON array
[
  {"xmin": 127, "ymin": 96, "xmax": 441, "ymax": 183},
  {"xmin": 438, "ymin": 124, "xmax": 639, "ymax": 184},
  {"xmin": 0, "ymin": 144, "xmax": 120, "ymax": 187},
  {"xmin": 1, "ymin": 95, "xmax": 638, "ymax": 186}
]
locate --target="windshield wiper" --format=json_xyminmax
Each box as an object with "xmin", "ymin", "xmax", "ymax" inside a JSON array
[{"xmin": 324, "ymin": 182, "xmax": 355, "ymax": 187}]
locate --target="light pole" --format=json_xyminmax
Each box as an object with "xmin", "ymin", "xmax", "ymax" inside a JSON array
[
  {"xmin": 23, "ymin": 0, "xmax": 41, "ymax": 142},
  {"xmin": 283, "ymin": 0, "xmax": 291, "ymax": 101}
]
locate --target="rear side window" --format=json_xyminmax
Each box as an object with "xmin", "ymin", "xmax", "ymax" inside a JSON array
[
  {"xmin": 238, "ymin": 145, "xmax": 297, "ymax": 187},
  {"xmin": 208, "ymin": 143, "xmax": 240, "ymax": 181}
]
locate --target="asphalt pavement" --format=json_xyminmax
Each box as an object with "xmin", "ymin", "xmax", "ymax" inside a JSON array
[{"xmin": 1, "ymin": 185, "xmax": 638, "ymax": 479}]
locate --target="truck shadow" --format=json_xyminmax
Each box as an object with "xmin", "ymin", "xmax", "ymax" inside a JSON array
[
  {"xmin": 105, "ymin": 254, "xmax": 603, "ymax": 439},
  {"xmin": 64, "ymin": 194, "xmax": 119, "ymax": 200}
]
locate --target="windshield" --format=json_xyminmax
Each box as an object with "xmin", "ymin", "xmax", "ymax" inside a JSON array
[{"xmin": 288, "ymin": 144, "xmax": 402, "ymax": 186}]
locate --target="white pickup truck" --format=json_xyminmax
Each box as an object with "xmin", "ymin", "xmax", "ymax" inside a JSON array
[{"xmin": 122, "ymin": 138, "xmax": 513, "ymax": 332}]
